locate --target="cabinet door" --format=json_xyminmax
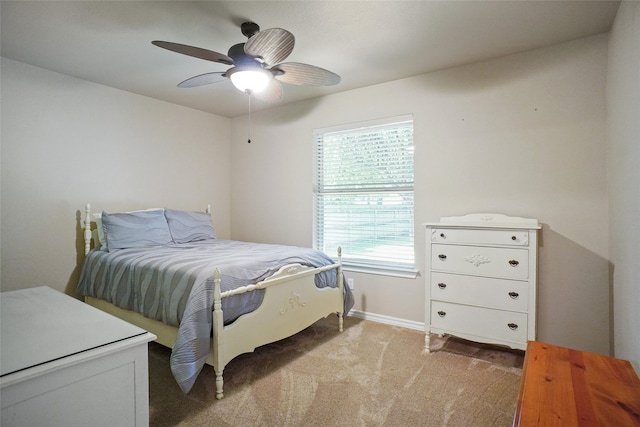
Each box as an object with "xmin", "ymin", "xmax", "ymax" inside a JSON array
[{"xmin": 431, "ymin": 244, "xmax": 529, "ymax": 280}]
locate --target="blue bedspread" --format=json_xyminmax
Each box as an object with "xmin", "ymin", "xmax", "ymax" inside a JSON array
[{"xmin": 77, "ymin": 239, "xmax": 353, "ymax": 393}]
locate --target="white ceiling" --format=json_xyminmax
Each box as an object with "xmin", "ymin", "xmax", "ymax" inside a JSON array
[{"xmin": 1, "ymin": 1, "xmax": 620, "ymax": 118}]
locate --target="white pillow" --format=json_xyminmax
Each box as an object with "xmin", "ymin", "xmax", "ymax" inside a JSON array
[{"xmin": 93, "ymin": 213, "xmax": 106, "ymax": 250}]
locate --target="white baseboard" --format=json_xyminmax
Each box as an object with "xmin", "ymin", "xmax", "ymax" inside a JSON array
[{"xmin": 347, "ymin": 310, "xmax": 424, "ymax": 331}]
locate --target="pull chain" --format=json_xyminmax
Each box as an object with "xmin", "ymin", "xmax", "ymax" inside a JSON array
[{"xmin": 247, "ymin": 90, "xmax": 252, "ymax": 144}]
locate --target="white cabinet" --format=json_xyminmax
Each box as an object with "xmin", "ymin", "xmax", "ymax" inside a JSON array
[
  {"xmin": 1, "ymin": 287, "xmax": 156, "ymax": 427},
  {"xmin": 424, "ymin": 214, "xmax": 540, "ymax": 352}
]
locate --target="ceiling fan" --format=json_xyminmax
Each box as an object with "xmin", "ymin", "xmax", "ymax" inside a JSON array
[{"xmin": 152, "ymin": 22, "xmax": 341, "ymax": 103}]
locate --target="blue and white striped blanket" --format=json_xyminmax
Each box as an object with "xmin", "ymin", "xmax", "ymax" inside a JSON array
[{"xmin": 77, "ymin": 239, "xmax": 352, "ymax": 393}]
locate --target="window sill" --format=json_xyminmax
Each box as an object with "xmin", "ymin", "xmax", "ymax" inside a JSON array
[{"xmin": 341, "ymin": 263, "xmax": 420, "ymax": 279}]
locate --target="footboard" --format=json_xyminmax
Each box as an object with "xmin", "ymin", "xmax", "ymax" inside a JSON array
[
  {"xmin": 85, "ymin": 262, "xmax": 344, "ymax": 399},
  {"xmin": 210, "ymin": 259, "xmax": 344, "ymax": 397}
]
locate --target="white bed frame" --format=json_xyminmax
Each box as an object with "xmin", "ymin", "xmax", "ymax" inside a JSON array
[{"xmin": 82, "ymin": 204, "xmax": 344, "ymax": 399}]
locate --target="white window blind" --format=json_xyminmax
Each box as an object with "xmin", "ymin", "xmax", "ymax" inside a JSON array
[{"xmin": 313, "ymin": 115, "xmax": 415, "ymax": 273}]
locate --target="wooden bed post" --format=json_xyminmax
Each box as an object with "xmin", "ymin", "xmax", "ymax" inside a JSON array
[
  {"xmin": 84, "ymin": 203, "xmax": 92, "ymax": 256},
  {"xmin": 211, "ymin": 268, "xmax": 225, "ymax": 399}
]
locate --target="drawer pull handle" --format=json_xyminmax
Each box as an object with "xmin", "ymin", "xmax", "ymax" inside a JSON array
[
  {"xmin": 438, "ymin": 254, "xmax": 447, "ymax": 260},
  {"xmin": 508, "ymin": 291, "xmax": 519, "ymax": 299},
  {"xmin": 440, "ymin": 233, "xmax": 446, "ymax": 239},
  {"xmin": 511, "ymin": 235, "xmax": 517, "ymax": 241},
  {"xmin": 437, "ymin": 311, "xmax": 446, "ymax": 317},
  {"xmin": 507, "ymin": 323, "xmax": 518, "ymax": 330},
  {"xmin": 438, "ymin": 283, "xmax": 447, "ymax": 289},
  {"xmin": 508, "ymin": 259, "xmax": 519, "ymax": 267}
]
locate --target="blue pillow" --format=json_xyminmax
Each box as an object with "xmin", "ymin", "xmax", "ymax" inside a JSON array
[
  {"xmin": 164, "ymin": 208, "xmax": 216, "ymax": 243},
  {"xmin": 101, "ymin": 210, "xmax": 172, "ymax": 251}
]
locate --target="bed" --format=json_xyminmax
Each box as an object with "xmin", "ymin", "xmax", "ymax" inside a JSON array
[{"xmin": 76, "ymin": 204, "xmax": 353, "ymax": 398}]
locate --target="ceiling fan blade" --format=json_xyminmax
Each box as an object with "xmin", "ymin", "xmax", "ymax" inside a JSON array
[
  {"xmin": 273, "ymin": 62, "xmax": 341, "ymax": 86},
  {"xmin": 253, "ymin": 79, "xmax": 283, "ymax": 103},
  {"xmin": 178, "ymin": 72, "xmax": 226, "ymax": 88},
  {"xmin": 244, "ymin": 28, "xmax": 294, "ymax": 66},
  {"xmin": 152, "ymin": 41, "xmax": 234, "ymax": 65}
]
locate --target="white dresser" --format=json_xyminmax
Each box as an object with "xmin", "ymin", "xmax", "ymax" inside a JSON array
[
  {"xmin": 424, "ymin": 214, "xmax": 540, "ymax": 352},
  {"xmin": 1, "ymin": 287, "xmax": 156, "ymax": 427}
]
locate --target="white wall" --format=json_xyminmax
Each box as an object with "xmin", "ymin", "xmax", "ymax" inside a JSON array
[
  {"xmin": 0, "ymin": 58, "xmax": 231, "ymax": 294},
  {"xmin": 231, "ymin": 35, "xmax": 611, "ymax": 355},
  {"xmin": 0, "ymin": 30, "xmax": 619, "ymax": 358},
  {"xmin": 607, "ymin": 1, "xmax": 640, "ymax": 368}
]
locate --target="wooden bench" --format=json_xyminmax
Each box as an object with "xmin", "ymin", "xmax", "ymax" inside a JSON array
[{"xmin": 513, "ymin": 341, "xmax": 640, "ymax": 426}]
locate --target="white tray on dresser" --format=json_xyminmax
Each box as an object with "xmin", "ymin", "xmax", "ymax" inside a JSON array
[
  {"xmin": 424, "ymin": 213, "xmax": 540, "ymax": 352},
  {"xmin": 1, "ymin": 287, "xmax": 156, "ymax": 427}
]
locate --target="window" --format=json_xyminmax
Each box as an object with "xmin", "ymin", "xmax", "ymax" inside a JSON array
[{"xmin": 313, "ymin": 115, "xmax": 415, "ymax": 276}]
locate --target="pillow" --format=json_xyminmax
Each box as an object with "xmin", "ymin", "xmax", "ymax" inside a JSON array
[
  {"xmin": 164, "ymin": 208, "xmax": 216, "ymax": 243},
  {"xmin": 93, "ymin": 213, "xmax": 106, "ymax": 250},
  {"xmin": 101, "ymin": 209, "xmax": 172, "ymax": 251},
  {"xmin": 93, "ymin": 208, "xmax": 163, "ymax": 251}
]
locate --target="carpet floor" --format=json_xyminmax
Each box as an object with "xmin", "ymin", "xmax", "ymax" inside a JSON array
[{"xmin": 148, "ymin": 316, "xmax": 524, "ymax": 426}]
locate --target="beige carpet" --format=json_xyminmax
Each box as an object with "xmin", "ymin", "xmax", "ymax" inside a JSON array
[{"xmin": 148, "ymin": 316, "xmax": 524, "ymax": 426}]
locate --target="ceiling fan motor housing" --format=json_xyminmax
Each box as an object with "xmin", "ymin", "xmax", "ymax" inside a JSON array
[
  {"xmin": 228, "ymin": 43, "xmax": 263, "ymax": 67},
  {"xmin": 241, "ymin": 22, "xmax": 260, "ymax": 38}
]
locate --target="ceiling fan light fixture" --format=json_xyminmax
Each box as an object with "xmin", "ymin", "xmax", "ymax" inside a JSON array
[
  {"xmin": 228, "ymin": 67, "xmax": 271, "ymax": 94},
  {"xmin": 153, "ymin": 21, "xmax": 340, "ymax": 102}
]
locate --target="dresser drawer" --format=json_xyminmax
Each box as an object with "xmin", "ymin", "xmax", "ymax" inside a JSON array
[
  {"xmin": 431, "ymin": 244, "xmax": 529, "ymax": 280},
  {"xmin": 430, "ymin": 272, "xmax": 528, "ymax": 312},
  {"xmin": 431, "ymin": 301, "xmax": 528, "ymax": 344},
  {"xmin": 431, "ymin": 228, "xmax": 530, "ymax": 246}
]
